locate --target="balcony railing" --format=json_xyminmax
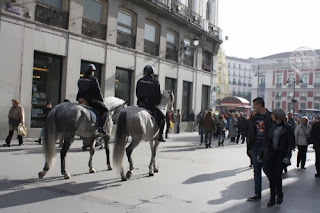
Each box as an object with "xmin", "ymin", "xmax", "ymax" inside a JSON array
[
  {"xmin": 275, "ymin": 95, "xmax": 281, "ymax": 99},
  {"xmin": 233, "ymin": 82, "xmax": 237, "ymax": 85},
  {"xmin": 288, "ymin": 82, "xmax": 294, "ymax": 87},
  {"xmin": 300, "ymin": 96, "xmax": 307, "ymax": 100},
  {"xmin": 183, "ymin": 54, "xmax": 193, "ymax": 67},
  {"xmin": 165, "ymin": 47, "xmax": 178, "ymax": 62},
  {"xmin": 314, "ymin": 83, "xmax": 320, "ymax": 87},
  {"xmin": 315, "ymin": 96, "xmax": 320, "ymax": 100},
  {"xmin": 243, "ymin": 83, "xmax": 247, "ymax": 86},
  {"xmin": 300, "ymin": 83, "xmax": 308, "ymax": 88},
  {"xmin": 35, "ymin": 1, "xmax": 69, "ymax": 29},
  {"xmin": 144, "ymin": 40, "xmax": 159, "ymax": 56},
  {"xmin": 233, "ymin": 74, "xmax": 237, "ymax": 77},
  {"xmin": 81, "ymin": 17, "xmax": 106, "ymax": 40},
  {"xmin": 202, "ymin": 63, "xmax": 212, "ymax": 72},
  {"xmin": 117, "ymin": 30, "xmax": 136, "ymax": 49},
  {"xmin": 248, "ymin": 83, "xmax": 252, "ymax": 87},
  {"xmin": 187, "ymin": 9, "xmax": 201, "ymax": 26},
  {"xmin": 276, "ymin": 83, "xmax": 282, "ymax": 88},
  {"xmin": 238, "ymin": 82, "xmax": 242, "ymax": 85},
  {"xmin": 287, "ymin": 96, "xmax": 294, "ymax": 100}
]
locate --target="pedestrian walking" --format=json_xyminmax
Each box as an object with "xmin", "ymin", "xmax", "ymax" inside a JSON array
[
  {"xmin": 196, "ymin": 111, "xmax": 202, "ymax": 131},
  {"xmin": 198, "ymin": 110, "xmax": 207, "ymax": 145},
  {"xmin": 217, "ymin": 116, "xmax": 226, "ymax": 146},
  {"xmin": 294, "ymin": 116, "xmax": 312, "ymax": 169},
  {"xmin": 266, "ymin": 108, "xmax": 295, "ymax": 207},
  {"xmin": 237, "ymin": 112, "xmax": 246, "ymax": 144},
  {"xmin": 175, "ymin": 109, "xmax": 181, "ymax": 134},
  {"xmin": 287, "ymin": 112, "xmax": 296, "ymax": 130},
  {"xmin": 35, "ymin": 101, "xmax": 52, "ymax": 144},
  {"xmin": 229, "ymin": 114, "xmax": 238, "ymax": 143},
  {"xmin": 202, "ymin": 111, "xmax": 216, "ymax": 148},
  {"xmin": 185, "ymin": 110, "xmax": 195, "ymax": 132},
  {"xmin": 3, "ymin": 99, "xmax": 25, "ymax": 147},
  {"xmin": 245, "ymin": 112, "xmax": 253, "ymax": 167},
  {"xmin": 165, "ymin": 112, "xmax": 171, "ymax": 139},
  {"xmin": 247, "ymin": 97, "xmax": 273, "ymax": 202},
  {"xmin": 311, "ymin": 116, "xmax": 320, "ymax": 178}
]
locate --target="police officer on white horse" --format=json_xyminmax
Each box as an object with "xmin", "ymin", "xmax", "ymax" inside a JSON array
[
  {"xmin": 136, "ymin": 65, "xmax": 166, "ymax": 142},
  {"xmin": 77, "ymin": 64, "xmax": 108, "ymax": 135}
]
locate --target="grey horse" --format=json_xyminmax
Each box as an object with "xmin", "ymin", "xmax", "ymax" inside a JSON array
[
  {"xmin": 113, "ymin": 90, "xmax": 174, "ymax": 181},
  {"xmin": 38, "ymin": 97, "xmax": 125, "ymax": 179}
]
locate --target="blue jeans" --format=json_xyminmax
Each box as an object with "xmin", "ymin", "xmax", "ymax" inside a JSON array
[
  {"xmin": 39, "ymin": 127, "xmax": 44, "ymax": 139},
  {"xmin": 175, "ymin": 122, "xmax": 180, "ymax": 133},
  {"xmin": 251, "ymin": 142, "xmax": 269, "ymax": 196},
  {"xmin": 204, "ymin": 130, "xmax": 212, "ymax": 147},
  {"xmin": 199, "ymin": 128, "xmax": 204, "ymax": 142}
]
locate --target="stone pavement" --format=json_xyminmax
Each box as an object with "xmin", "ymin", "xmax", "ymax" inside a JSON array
[{"xmin": 0, "ymin": 132, "xmax": 319, "ymax": 213}]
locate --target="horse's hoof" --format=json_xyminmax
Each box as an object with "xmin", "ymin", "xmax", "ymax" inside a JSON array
[
  {"xmin": 126, "ymin": 171, "xmax": 132, "ymax": 179},
  {"xmin": 89, "ymin": 168, "xmax": 96, "ymax": 173},
  {"xmin": 107, "ymin": 165, "xmax": 113, "ymax": 170},
  {"xmin": 64, "ymin": 173, "xmax": 71, "ymax": 179},
  {"xmin": 121, "ymin": 176, "xmax": 127, "ymax": 181},
  {"xmin": 149, "ymin": 173, "xmax": 154, "ymax": 177},
  {"xmin": 154, "ymin": 168, "xmax": 159, "ymax": 173},
  {"xmin": 38, "ymin": 171, "xmax": 45, "ymax": 179}
]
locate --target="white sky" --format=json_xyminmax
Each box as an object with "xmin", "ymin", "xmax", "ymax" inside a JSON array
[{"xmin": 219, "ymin": 0, "xmax": 320, "ymax": 59}]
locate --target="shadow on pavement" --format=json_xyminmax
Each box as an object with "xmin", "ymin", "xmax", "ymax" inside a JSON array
[
  {"xmin": 183, "ymin": 167, "xmax": 253, "ymax": 184},
  {"xmin": 0, "ymin": 172, "xmax": 150, "ymax": 209}
]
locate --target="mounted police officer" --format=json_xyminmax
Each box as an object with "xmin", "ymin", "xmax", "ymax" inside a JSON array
[
  {"xmin": 136, "ymin": 65, "xmax": 166, "ymax": 142},
  {"xmin": 77, "ymin": 64, "xmax": 108, "ymax": 135}
]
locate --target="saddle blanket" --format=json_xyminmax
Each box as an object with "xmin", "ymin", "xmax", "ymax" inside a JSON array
[{"xmin": 82, "ymin": 105, "xmax": 98, "ymax": 124}]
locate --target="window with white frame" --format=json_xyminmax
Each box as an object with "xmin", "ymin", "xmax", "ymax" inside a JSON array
[
  {"xmin": 277, "ymin": 74, "xmax": 282, "ymax": 84},
  {"xmin": 118, "ymin": 11, "xmax": 133, "ymax": 34},
  {"xmin": 302, "ymin": 74, "xmax": 308, "ymax": 84},
  {"xmin": 315, "ymin": 73, "xmax": 320, "ymax": 83}
]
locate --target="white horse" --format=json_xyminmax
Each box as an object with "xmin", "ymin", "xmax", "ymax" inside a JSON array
[
  {"xmin": 113, "ymin": 90, "xmax": 174, "ymax": 181},
  {"xmin": 38, "ymin": 97, "xmax": 126, "ymax": 179}
]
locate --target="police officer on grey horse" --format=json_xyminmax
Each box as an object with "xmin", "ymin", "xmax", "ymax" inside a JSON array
[
  {"xmin": 136, "ymin": 65, "xmax": 166, "ymax": 142},
  {"xmin": 77, "ymin": 64, "xmax": 108, "ymax": 135}
]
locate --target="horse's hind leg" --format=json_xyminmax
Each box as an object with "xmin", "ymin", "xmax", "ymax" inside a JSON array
[
  {"xmin": 60, "ymin": 137, "xmax": 73, "ymax": 179},
  {"xmin": 125, "ymin": 137, "xmax": 141, "ymax": 179},
  {"xmin": 38, "ymin": 162, "xmax": 49, "ymax": 179},
  {"xmin": 87, "ymin": 138, "xmax": 96, "ymax": 173},
  {"xmin": 103, "ymin": 135, "xmax": 112, "ymax": 170},
  {"xmin": 149, "ymin": 140, "xmax": 160, "ymax": 176}
]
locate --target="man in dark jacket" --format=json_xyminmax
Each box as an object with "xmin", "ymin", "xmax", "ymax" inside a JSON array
[
  {"xmin": 237, "ymin": 112, "xmax": 247, "ymax": 144},
  {"xmin": 247, "ymin": 97, "xmax": 273, "ymax": 201},
  {"xmin": 35, "ymin": 101, "xmax": 52, "ymax": 144},
  {"xmin": 136, "ymin": 65, "xmax": 165, "ymax": 142},
  {"xmin": 311, "ymin": 116, "xmax": 320, "ymax": 178},
  {"xmin": 77, "ymin": 64, "xmax": 108, "ymax": 135}
]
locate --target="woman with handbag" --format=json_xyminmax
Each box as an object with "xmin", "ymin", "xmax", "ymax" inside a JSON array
[
  {"xmin": 3, "ymin": 99, "xmax": 25, "ymax": 147},
  {"xmin": 294, "ymin": 116, "xmax": 312, "ymax": 169}
]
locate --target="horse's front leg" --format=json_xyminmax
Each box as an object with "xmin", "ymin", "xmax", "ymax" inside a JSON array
[
  {"xmin": 152, "ymin": 140, "xmax": 161, "ymax": 173},
  {"xmin": 103, "ymin": 135, "xmax": 112, "ymax": 170},
  {"xmin": 88, "ymin": 138, "xmax": 96, "ymax": 173},
  {"xmin": 60, "ymin": 138, "xmax": 72, "ymax": 179}
]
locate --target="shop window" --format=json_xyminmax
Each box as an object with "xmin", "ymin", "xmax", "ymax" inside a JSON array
[
  {"xmin": 80, "ymin": 60, "xmax": 102, "ymax": 84},
  {"xmin": 31, "ymin": 52, "xmax": 62, "ymax": 128},
  {"xmin": 182, "ymin": 81, "xmax": 192, "ymax": 121},
  {"xmin": 201, "ymin": 85, "xmax": 210, "ymax": 110},
  {"xmin": 115, "ymin": 68, "xmax": 132, "ymax": 105}
]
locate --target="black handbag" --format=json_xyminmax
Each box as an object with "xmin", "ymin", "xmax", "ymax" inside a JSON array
[
  {"xmin": 9, "ymin": 118, "xmax": 20, "ymax": 126},
  {"xmin": 302, "ymin": 127, "xmax": 313, "ymax": 144}
]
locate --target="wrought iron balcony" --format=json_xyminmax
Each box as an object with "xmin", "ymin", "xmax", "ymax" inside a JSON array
[
  {"xmin": 275, "ymin": 94, "xmax": 281, "ymax": 99},
  {"xmin": 300, "ymin": 83, "xmax": 308, "ymax": 88},
  {"xmin": 276, "ymin": 83, "xmax": 282, "ymax": 88},
  {"xmin": 117, "ymin": 30, "xmax": 136, "ymax": 49},
  {"xmin": 243, "ymin": 83, "xmax": 247, "ymax": 86},
  {"xmin": 248, "ymin": 83, "xmax": 252, "ymax": 87},
  {"xmin": 314, "ymin": 83, "xmax": 320, "ymax": 87},
  {"xmin": 144, "ymin": 40, "xmax": 159, "ymax": 56},
  {"xmin": 183, "ymin": 54, "xmax": 193, "ymax": 67},
  {"xmin": 315, "ymin": 96, "xmax": 320, "ymax": 100},
  {"xmin": 288, "ymin": 82, "xmax": 295, "ymax": 87},
  {"xmin": 165, "ymin": 47, "xmax": 178, "ymax": 62},
  {"xmin": 82, "ymin": 17, "xmax": 106, "ymax": 40},
  {"xmin": 300, "ymin": 96, "xmax": 307, "ymax": 100},
  {"xmin": 35, "ymin": 1, "xmax": 69, "ymax": 29},
  {"xmin": 287, "ymin": 96, "xmax": 294, "ymax": 100},
  {"xmin": 187, "ymin": 9, "xmax": 201, "ymax": 26}
]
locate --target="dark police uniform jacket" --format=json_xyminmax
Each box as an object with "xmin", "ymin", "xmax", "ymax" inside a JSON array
[
  {"xmin": 77, "ymin": 75, "xmax": 103, "ymax": 103},
  {"xmin": 136, "ymin": 75, "xmax": 161, "ymax": 108}
]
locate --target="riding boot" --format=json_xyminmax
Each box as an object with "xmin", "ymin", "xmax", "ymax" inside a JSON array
[
  {"xmin": 98, "ymin": 112, "xmax": 108, "ymax": 135},
  {"xmin": 158, "ymin": 118, "xmax": 166, "ymax": 142}
]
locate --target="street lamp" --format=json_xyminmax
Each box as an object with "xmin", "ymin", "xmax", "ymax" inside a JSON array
[
  {"xmin": 286, "ymin": 77, "xmax": 303, "ymax": 118},
  {"xmin": 255, "ymin": 65, "xmax": 264, "ymax": 97}
]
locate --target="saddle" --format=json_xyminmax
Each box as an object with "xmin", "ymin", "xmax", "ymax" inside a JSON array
[{"xmin": 78, "ymin": 98, "xmax": 99, "ymax": 124}]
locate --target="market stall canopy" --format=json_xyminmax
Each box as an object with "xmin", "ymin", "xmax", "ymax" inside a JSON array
[{"xmin": 220, "ymin": 96, "xmax": 250, "ymax": 107}]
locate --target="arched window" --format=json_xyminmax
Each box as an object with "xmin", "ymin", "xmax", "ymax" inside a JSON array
[{"xmin": 144, "ymin": 20, "xmax": 160, "ymax": 56}]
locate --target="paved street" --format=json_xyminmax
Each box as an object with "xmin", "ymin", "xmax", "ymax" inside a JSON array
[{"xmin": 0, "ymin": 132, "xmax": 319, "ymax": 213}]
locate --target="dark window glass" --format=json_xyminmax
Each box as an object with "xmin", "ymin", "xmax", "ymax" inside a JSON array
[
  {"xmin": 115, "ymin": 68, "xmax": 132, "ymax": 105},
  {"xmin": 182, "ymin": 81, "xmax": 192, "ymax": 121},
  {"xmin": 201, "ymin": 85, "xmax": 210, "ymax": 110},
  {"xmin": 31, "ymin": 52, "xmax": 62, "ymax": 128},
  {"xmin": 80, "ymin": 60, "xmax": 102, "ymax": 84}
]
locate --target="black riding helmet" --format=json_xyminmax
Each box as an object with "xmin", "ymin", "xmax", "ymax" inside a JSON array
[{"xmin": 143, "ymin": 65, "xmax": 154, "ymax": 76}]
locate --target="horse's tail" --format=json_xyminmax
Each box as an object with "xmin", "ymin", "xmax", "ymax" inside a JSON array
[
  {"xmin": 113, "ymin": 111, "xmax": 128, "ymax": 170},
  {"xmin": 43, "ymin": 109, "xmax": 57, "ymax": 168}
]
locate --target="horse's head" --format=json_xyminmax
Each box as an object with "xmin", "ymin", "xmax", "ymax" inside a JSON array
[{"xmin": 160, "ymin": 90, "xmax": 174, "ymax": 113}]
